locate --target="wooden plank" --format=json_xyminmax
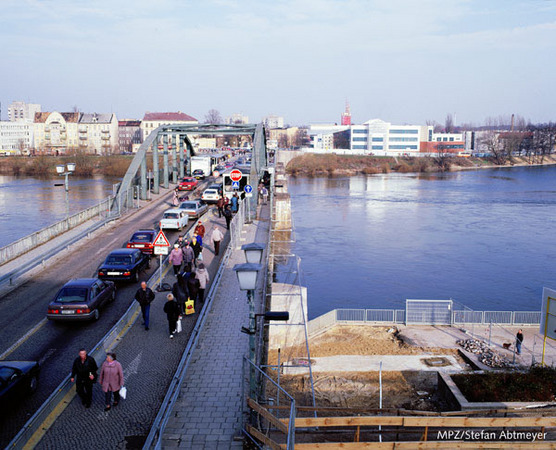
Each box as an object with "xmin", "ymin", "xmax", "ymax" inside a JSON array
[
  {"xmin": 248, "ymin": 398, "xmax": 289, "ymax": 434},
  {"xmin": 245, "ymin": 425, "xmax": 285, "ymax": 450},
  {"xmin": 293, "ymin": 442, "xmax": 556, "ymax": 449},
  {"xmin": 402, "ymin": 416, "xmax": 556, "ymax": 428},
  {"xmin": 282, "ymin": 416, "xmax": 404, "ymax": 427}
]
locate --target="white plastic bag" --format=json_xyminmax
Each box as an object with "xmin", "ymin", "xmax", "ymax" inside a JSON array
[
  {"xmin": 176, "ymin": 318, "xmax": 182, "ymax": 333},
  {"xmin": 119, "ymin": 386, "xmax": 127, "ymax": 400}
]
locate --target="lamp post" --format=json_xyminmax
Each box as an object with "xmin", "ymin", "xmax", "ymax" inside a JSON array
[{"xmin": 56, "ymin": 162, "xmax": 76, "ymax": 219}]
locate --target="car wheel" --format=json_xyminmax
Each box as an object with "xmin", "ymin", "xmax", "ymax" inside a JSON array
[
  {"xmin": 93, "ymin": 309, "xmax": 100, "ymax": 321},
  {"xmin": 133, "ymin": 271, "xmax": 139, "ymax": 282},
  {"xmin": 28, "ymin": 374, "xmax": 39, "ymax": 394}
]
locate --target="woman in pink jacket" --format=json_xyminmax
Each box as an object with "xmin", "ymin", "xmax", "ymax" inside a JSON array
[
  {"xmin": 99, "ymin": 352, "xmax": 124, "ymax": 411},
  {"xmin": 169, "ymin": 244, "xmax": 184, "ymax": 276}
]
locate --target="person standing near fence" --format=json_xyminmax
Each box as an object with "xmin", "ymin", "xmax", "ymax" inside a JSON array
[
  {"xmin": 196, "ymin": 263, "xmax": 210, "ymax": 304},
  {"xmin": 99, "ymin": 352, "xmax": 124, "ymax": 412},
  {"xmin": 223, "ymin": 205, "xmax": 232, "ymax": 230},
  {"xmin": 516, "ymin": 329, "xmax": 524, "ymax": 355},
  {"xmin": 216, "ymin": 196, "xmax": 225, "ymax": 218},
  {"xmin": 211, "ymin": 226, "xmax": 224, "ymax": 256}
]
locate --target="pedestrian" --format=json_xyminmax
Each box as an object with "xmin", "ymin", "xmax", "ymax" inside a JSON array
[
  {"xmin": 194, "ymin": 220, "xmax": 206, "ymax": 239},
  {"xmin": 98, "ymin": 352, "xmax": 124, "ymax": 412},
  {"xmin": 181, "ymin": 241, "xmax": 194, "ymax": 273},
  {"xmin": 134, "ymin": 281, "xmax": 155, "ymax": 331},
  {"xmin": 196, "ymin": 263, "xmax": 210, "ymax": 303},
  {"xmin": 231, "ymin": 193, "xmax": 239, "ymax": 213},
  {"xmin": 212, "ymin": 226, "xmax": 224, "ymax": 256},
  {"xmin": 175, "ymin": 235, "xmax": 186, "ymax": 248},
  {"xmin": 191, "ymin": 233, "xmax": 203, "ymax": 265},
  {"xmin": 216, "ymin": 196, "xmax": 225, "ymax": 217},
  {"xmin": 516, "ymin": 329, "xmax": 524, "ymax": 355},
  {"xmin": 70, "ymin": 348, "xmax": 98, "ymax": 408},
  {"xmin": 163, "ymin": 294, "xmax": 181, "ymax": 339},
  {"xmin": 186, "ymin": 269, "xmax": 200, "ymax": 305},
  {"xmin": 172, "ymin": 189, "xmax": 179, "ymax": 207},
  {"xmin": 172, "ymin": 273, "xmax": 188, "ymax": 314},
  {"xmin": 261, "ymin": 186, "xmax": 269, "ymax": 204},
  {"xmin": 223, "ymin": 205, "xmax": 232, "ymax": 230},
  {"xmin": 169, "ymin": 244, "xmax": 183, "ymax": 276}
]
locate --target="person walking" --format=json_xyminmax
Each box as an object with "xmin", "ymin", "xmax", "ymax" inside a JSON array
[
  {"xmin": 194, "ymin": 220, "xmax": 206, "ymax": 239},
  {"xmin": 163, "ymin": 294, "xmax": 181, "ymax": 338},
  {"xmin": 231, "ymin": 193, "xmax": 239, "ymax": 213},
  {"xmin": 516, "ymin": 329, "xmax": 524, "ymax": 355},
  {"xmin": 191, "ymin": 233, "xmax": 203, "ymax": 265},
  {"xmin": 261, "ymin": 186, "xmax": 269, "ymax": 204},
  {"xmin": 211, "ymin": 226, "xmax": 224, "ymax": 256},
  {"xmin": 175, "ymin": 235, "xmax": 186, "ymax": 248},
  {"xmin": 172, "ymin": 189, "xmax": 180, "ymax": 207},
  {"xmin": 169, "ymin": 244, "xmax": 184, "ymax": 276},
  {"xmin": 196, "ymin": 263, "xmax": 210, "ymax": 303},
  {"xmin": 134, "ymin": 281, "xmax": 155, "ymax": 331},
  {"xmin": 172, "ymin": 274, "xmax": 188, "ymax": 315},
  {"xmin": 223, "ymin": 205, "xmax": 232, "ymax": 230},
  {"xmin": 181, "ymin": 241, "xmax": 195, "ymax": 273},
  {"xmin": 98, "ymin": 352, "xmax": 124, "ymax": 411},
  {"xmin": 186, "ymin": 269, "xmax": 200, "ymax": 306},
  {"xmin": 216, "ymin": 196, "xmax": 225, "ymax": 218},
  {"xmin": 71, "ymin": 348, "xmax": 98, "ymax": 408}
]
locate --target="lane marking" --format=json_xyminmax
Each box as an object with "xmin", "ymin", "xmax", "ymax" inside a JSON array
[{"xmin": 0, "ymin": 318, "xmax": 47, "ymax": 360}]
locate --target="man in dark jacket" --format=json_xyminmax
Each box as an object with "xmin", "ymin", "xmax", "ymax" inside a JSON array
[
  {"xmin": 70, "ymin": 348, "xmax": 98, "ymax": 408},
  {"xmin": 135, "ymin": 281, "xmax": 155, "ymax": 330},
  {"xmin": 223, "ymin": 205, "xmax": 232, "ymax": 230},
  {"xmin": 186, "ymin": 270, "xmax": 200, "ymax": 305},
  {"xmin": 163, "ymin": 294, "xmax": 181, "ymax": 339}
]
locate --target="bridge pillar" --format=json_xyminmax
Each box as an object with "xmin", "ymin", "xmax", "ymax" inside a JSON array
[
  {"xmin": 140, "ymin": 156, "xmax": 147, "ymax": 200},
  {"xmin": 153, "ymin": 136, "xmax": 160, "ymax": 194},
  {"xmin": 163, "ymin": 134, "xmax": 169, "ymax": 189},
  {"xmin": 178, "ymin": 135, "xmax": 185, "ymax": 178},
  {"xmin": 171, "ymin": 134, "xmax": 178, "ymax": 184}
]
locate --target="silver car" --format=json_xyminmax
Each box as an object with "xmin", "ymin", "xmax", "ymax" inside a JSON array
[{"xmin": 178, "ymin": 200, "xmax": 208, "ymax": 219}]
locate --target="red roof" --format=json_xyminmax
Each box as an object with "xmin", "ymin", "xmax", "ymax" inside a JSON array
[
  {"xmin": 119, "ymin": 120, "xmax": 141, "ymax": 127},
  {"xmin": 143, "ymin": 112, "xmax": 197, "ymax": 122}
]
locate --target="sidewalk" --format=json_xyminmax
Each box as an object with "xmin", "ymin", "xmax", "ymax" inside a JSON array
[{"xmin": 161, "ymin": 205, "xmax": 270, "ymax": 449}]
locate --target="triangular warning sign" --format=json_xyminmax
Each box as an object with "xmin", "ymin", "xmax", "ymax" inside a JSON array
[{"xmin": 153, "ymin": 230, "xmax": 171, "ymax": 247}]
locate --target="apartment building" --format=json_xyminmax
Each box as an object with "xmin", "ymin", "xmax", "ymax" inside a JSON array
[
  {"xmin": 118, "ymin": 120, "xmax": 142, "ymax": 152},
  {"xmin": 140, "ymin": 112, "xmax": 198, "ymax": 141},
  {"xmin": 0, "ymin": 121, "xmax": 34, "ymax": 154},
  {"xmin": 8, "ymin": 101, "xmax": 41, "ymax": 122}
]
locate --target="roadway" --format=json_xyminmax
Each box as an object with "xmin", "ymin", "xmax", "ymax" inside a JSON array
[{"xmin": 0, "ymin": 180, "xmax": 213, "ymax": 447}]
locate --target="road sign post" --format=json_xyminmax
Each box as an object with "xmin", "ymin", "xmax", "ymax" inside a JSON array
[
  {"xmin": 244, "ymin": 184, "xmax": 253, "ymax": 222},
  {"xmin": 153, "ymin": 230, "xmax": 171, "ymax": 290}
]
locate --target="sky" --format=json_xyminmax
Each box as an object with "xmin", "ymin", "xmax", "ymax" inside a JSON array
[{"xmin": 1, "ymin": 0, "xmax": 555, "ymax": 126}]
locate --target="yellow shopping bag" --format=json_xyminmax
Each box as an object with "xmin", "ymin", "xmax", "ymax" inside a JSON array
[{"xmin": 185, "ymin": 298, "xmax": 195, "ymax": 315}]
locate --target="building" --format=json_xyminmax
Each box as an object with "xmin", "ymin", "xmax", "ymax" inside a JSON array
[
  {"xmin": 34, "ymin": 112, "xmax": 81, "ymax": 154},
  {"xmin": 268, "ymin": 127, "xmax": 300, "ymax": 149},
  {"xmin": 0, "ymin": 121, "xmax": 34, "ymax": 154},
  {"xmin": 263, "ymin": 115, "xmax": 284, "ymax": 129},
  {"xmin": 225, "ymin": 113, "xmax": 249, "ymax": 125},
  {"xmin": 341, "ymin": 102, "xmax": 351, "ymax": 126},
  {"xmin": 118, "ymin": 120, "xmax": 142, "ymax": 153},
  {"xmin": 141, "ymin": 112, "xmax": 198, "ymax": 141},
  {"xmin": 8, "ymin": 101, "xmax": 41, "ymax": 122},
  {"xmin": 34, "ymin": 111, "xmax": 119, "ymax": 154},
  {"xmin": 309, "ymin": 123, "xmax": 349, "ymax": 150}
]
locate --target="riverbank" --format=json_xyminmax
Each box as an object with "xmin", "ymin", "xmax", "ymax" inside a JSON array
[
  {"xmin": 0, "ymin": 154, "xmax": 133, "ymax": 177},
  {"xmin": 285, "ymin": 153, "xmax": 556, "ymax": 177}
]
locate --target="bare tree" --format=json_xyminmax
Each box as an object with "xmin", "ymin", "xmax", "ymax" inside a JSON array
[
  {"xmin": 432, "ymin": 143, "xmax": 452, "ymax": 171},
  {"xmin": 445, "ymin": 114, "xmax": 455, "ymax": 133},
  {"xmin": 204, "ymin": 109, "xmax": 222, "ymax": 125}
]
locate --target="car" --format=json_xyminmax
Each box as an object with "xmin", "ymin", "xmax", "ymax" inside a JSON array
[
  {"xmin": 192, "ymin": 169, "xmax": 205, "ymax": 180},
  {"xmin": 47, "ymin": 278, "xmax": 116, "ymax": 321},
  {"xmin": 178, "ymin": 200, "xmax": 208, "ymax": 219},
  {"xmin": 214, "ymin": 165, "xmax": 225, "ymax": 172},
  {"xmin": 201, "ymin": 188, "xmax": 220, "ymax": 204},
  {"xmin": 160, "ymin": 208, "xmax": 189, "ymax": 231},
  {"xmin": 97, "ymin": 248, "xmax": 150, "ymax": 282},
  {"xmin": 208, "ymin": 183, "xmax": 223, "ymax": 195},
  {"xmin": 178, "ymin": 177, "xmax": 198, "ymax": 191},
  {"xmin": 0, "ymin": 361, "xmax": 40, "ymax": 409},
  {"xmin": 126, "ymin": 229, "xmax": 157, "ymax": 255}
]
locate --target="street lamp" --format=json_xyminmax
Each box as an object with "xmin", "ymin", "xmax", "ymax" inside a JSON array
[
  {"xmin": 241, "ymin": 243, "xmax": 265, "ymax": 264},
  {"xmin": 56, "ymin": 162, "xmax": 76, "ymax": 219}
]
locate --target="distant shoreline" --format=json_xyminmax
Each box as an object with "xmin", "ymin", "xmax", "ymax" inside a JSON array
[{"xmin": 285, "ymin": 153, "xmax": 556, "ymax": 177}]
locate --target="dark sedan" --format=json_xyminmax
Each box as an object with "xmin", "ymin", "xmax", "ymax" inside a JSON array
[
  {"xmin": 47, "ymin": 278, "xmax": 116, "ymax": 321},
  {"xmin": 0, "ymin": 361, "xmax": 40, "ymax": 410},
  {"xmin": 97, "ymin": 248, "xmax": 150, "ymax": 282}
]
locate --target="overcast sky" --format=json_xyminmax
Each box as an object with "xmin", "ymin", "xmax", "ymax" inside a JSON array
[{"xmin": 2, "ymin": 0, "xmax": 555, "ymax": 126}]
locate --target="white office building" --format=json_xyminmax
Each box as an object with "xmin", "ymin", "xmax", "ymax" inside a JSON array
[
  {"xmin": 8, "ymin": 101, "xmax": 41, "ymax": 122},
  {"xmin": 263, "ymin": 115, "xmax": 284, "ymax": 129},
  {"xmin": 0, "ymin": 121, "xmax": 34, "ymax": 154}
]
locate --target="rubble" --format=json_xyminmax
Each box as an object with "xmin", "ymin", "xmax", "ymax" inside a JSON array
[{"xmin": 456, "ymin": 338, "xmax": 512, "ymax": 368}]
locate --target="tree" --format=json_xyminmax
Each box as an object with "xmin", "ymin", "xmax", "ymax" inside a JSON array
[
  {"xmin": 445, "ymin": 114, "xmax": 455, "ymax": 133},
  {"xmin": 204, "ymin": 109, "xmax": 222, "ymax": 125},
  {"xmin": 432, "ymin": 143, "xmax": 452, "ymax": 171}
]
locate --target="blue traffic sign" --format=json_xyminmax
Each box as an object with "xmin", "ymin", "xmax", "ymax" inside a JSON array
[
  {"xmin": 231, "ymin": 181, "xmax": 240, "ymax": 189},
  {"xmin": 244, "ymin": 184, "xmax": 253, "ymax": 194}
]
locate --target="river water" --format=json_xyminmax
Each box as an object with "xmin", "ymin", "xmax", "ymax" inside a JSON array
[
  {"xmin": 0, "ymin": 175, "xmax": 119, "ymax": 248},
  {"xmin": 288, "ymin": 166, "xmax": 556, "ymax": 319}
]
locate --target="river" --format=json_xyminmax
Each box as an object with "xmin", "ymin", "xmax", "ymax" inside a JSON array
[
  {"xmin": 0, "ymin": 175, "xmax": 119, "ymax": 248},
  {"xmin": 288, "ymin": 165, "xmax": 556, "ymax": 319}
]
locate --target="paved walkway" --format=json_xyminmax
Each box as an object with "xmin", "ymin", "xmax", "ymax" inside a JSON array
[{"xmin": 161, "ymin": 206, "xmax": 270, "ymax": 449}]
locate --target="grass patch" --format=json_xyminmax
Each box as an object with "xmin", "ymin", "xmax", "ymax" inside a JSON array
[{"xmin": 452, "ymin": 366, "xmax": 556, "ymax": 402}]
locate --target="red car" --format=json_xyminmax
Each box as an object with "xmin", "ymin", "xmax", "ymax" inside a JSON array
[
  {"xmin": 126, "ymin": 229, "xmax": 157, "ymax": 255},
  {"xmin": 178, "ymin": 177, "xmax": 198, "ymax": 191}
]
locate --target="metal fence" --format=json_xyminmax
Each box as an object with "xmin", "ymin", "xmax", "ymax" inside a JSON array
[
  {"xmin": 0, "ymin": 186, "xmax": 139, "ymax": 266},
  {"xmin": 308, "ymin": 307, "xmax": 542, "ymax": 338}
]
